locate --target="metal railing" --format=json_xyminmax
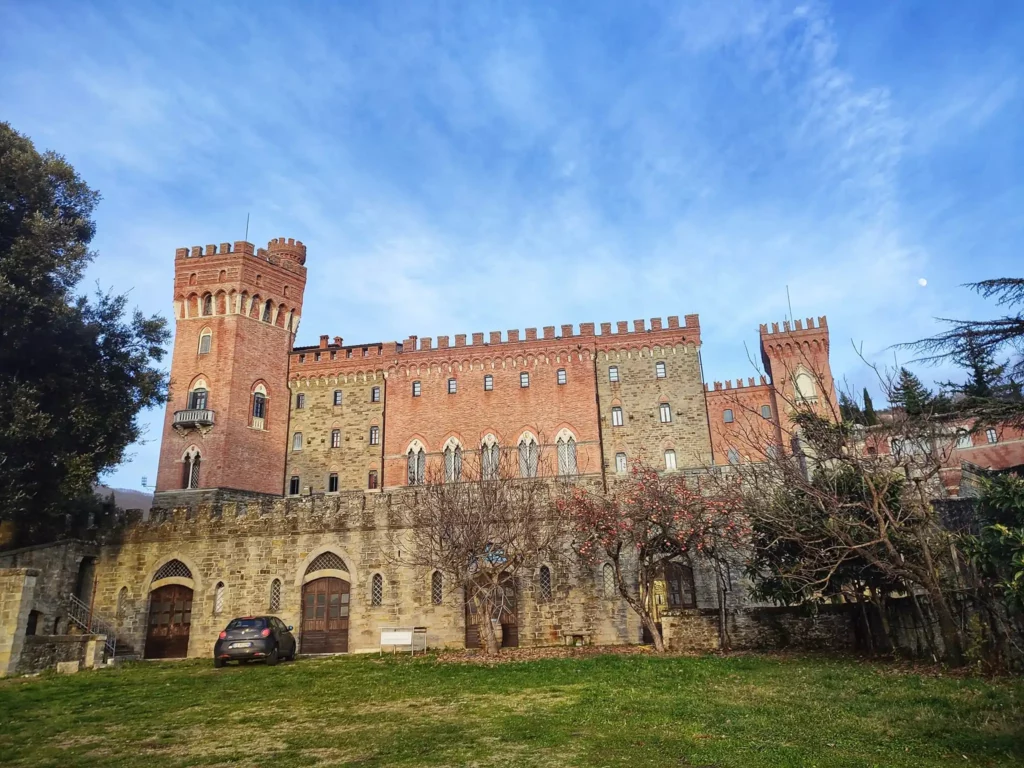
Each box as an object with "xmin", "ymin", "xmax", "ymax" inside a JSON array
[
  {"xmin": 172, "ymin": 408, "xmax": 215, "ymax": 427},
  {"xmin": 67, "ymin": 593, "xmax": 117, "ymax": 658}
]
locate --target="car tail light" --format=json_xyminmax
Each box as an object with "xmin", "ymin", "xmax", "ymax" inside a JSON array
[
  {"xmin": 260, "ymin": 628, "xmax": 271, "ymax": 637},
  {"xmin": 219, "ymin": 631, "xmax": 227, "ymax": 639}
]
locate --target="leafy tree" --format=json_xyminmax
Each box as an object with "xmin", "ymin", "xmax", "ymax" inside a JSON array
[
  {"xmin": 0, "ymin": 122, "xmax": 169, "ymax": 547},
  {"xmin": 862, "ymin": 388, "xmax": 879, "ymax": 426},
  {"xmin": 890, "ymin": 367, "xmax": 933, "ymax": 417},
  {"xmin": 559, "ymin": 461, "xmax": 747, "ymax": 652}
]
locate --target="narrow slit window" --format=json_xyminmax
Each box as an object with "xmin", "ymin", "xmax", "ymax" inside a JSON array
[
  {"xmin": 296, "ymin": 393, "xmax": 305, "ymax": 410},
  {"xmin": 371, "ymin": 386, "xmax": 380, "ymax": 402},
  {"xmin": 448, "ymin": 378, "xmax": 457, "ymax": 394},
  {"xmin": 412, "ymin": 381, "xmax": 421, "ymax": 397},
  {"xmin": 368, "ymin": 470, "xmax": 378, "ymax": 490},
  {"xmin": 483, "ymin": 374, "xmax": 493, "ymax": 391},
  {"xmin": 655, "ymin": 361, "xmax": 666, "ymax": 378},
  {"xmin": 609, "ymin": 366, "xmax": 619, "ymax": 383},
  {"xmin": 539, "ymin": 566, "xmax": 552, "ymax": 601},
  {"xmin": 557, "ymin": 368, "xmax": 567, "ymax": 385},
  {"xmin": 431, "ymin": 572, "xmax": 443, "ymax": 605},
  {"xmin": 520, "ymin": 372, "xmax": 530, "ymax": 388},
  {"xmin": 371, "ymin": 574, "xmax": 383, "ymax": 606}
]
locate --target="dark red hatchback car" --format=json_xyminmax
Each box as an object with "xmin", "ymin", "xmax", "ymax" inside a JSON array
[{"xmin": 214, "ymin": 616, "xmax": 297, "ymax": 667}]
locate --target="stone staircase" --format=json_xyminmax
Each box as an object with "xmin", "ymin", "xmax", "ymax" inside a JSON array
[{"xmin": 66, "ymin": 594, "xmax": 139, "ymax": 661}]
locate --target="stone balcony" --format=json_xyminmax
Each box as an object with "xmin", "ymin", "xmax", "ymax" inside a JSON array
[{"xmin": 172, "ymin": 409, "xmax": 215, "ymax": 429}]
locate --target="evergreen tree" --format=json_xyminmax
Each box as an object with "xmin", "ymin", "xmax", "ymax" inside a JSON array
[
  {"xmin": 890, "ymin": 368, "xmax": 933, "ymax": 417},
  {"xmin": 0, "ymin": 123, "xmax": 169, "ymax": 546},
  {"xmin": 862, "ymin": 388, "xmax": 879, "ymax": 426},
  {"xmin": 839, "ymin": 392, "xmax": 863, "ymax": 424}
]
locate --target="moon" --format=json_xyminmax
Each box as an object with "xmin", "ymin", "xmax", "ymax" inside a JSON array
[{"xmin": 918, "ymin": 278, "xmax": 928, "ymax": 287}]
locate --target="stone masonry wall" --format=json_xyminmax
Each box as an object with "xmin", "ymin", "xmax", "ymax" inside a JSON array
[
  {"xmin": 286, "ymin": 373, "xmax": 385, "ymax": 494},
  {"xmin": 15, "ymin": 634, "xmax": 106, "ymax": 676},
  {"xmin": 0, "ymin": 568, "xmax": 37, "ymax": 676}
]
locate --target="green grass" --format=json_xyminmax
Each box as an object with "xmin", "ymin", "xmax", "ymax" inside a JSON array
[{"xmin": 0, "ymin": 652, "xmax": 1021, "ymax": 768}]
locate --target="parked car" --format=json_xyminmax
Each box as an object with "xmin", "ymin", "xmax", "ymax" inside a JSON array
[{"xmin": 214, "ymin": 616, "xmax": 297, "ymax": 667}]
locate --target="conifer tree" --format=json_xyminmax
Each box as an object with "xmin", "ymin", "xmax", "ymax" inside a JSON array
[
  {"xmin": 890, "ymin": 368, "xmax": 933, "ymax": 417},
  {"xmin": 862, "ymin": 388, "xmax": 879, "ymax": 426},
  {"xmin": 839, "ymin": 392, "xmax": 863, "ymax": 424}
]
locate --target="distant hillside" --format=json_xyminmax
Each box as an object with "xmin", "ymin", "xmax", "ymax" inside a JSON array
[{"xmin": 95, "ymin": 485, "xmax": 153, "ymax": 512}]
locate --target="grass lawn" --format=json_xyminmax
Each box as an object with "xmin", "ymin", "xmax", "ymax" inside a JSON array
[{"xmin": 0, "ymin": 651, "xmax": 1021, "ymax": 768}]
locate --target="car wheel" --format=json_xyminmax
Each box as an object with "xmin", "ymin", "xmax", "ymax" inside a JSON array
[
  {"xmin": 214, "ymin": 658, "xmax": 225, "ymax": 668},
  {"xmin": 266, "ymin": 646, "xmax": 279, "ymax": 666}
]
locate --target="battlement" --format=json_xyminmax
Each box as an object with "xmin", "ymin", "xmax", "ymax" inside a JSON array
[
  {"xmin": 759, "ymin": 316, "xmax": 828, "ymax": 336},
  {"xmin": 175, "ymin": 238, "xmax": 306, "ymax": 271},
  {"xmin": 706, "ymin": 375, "xmax": 770, "ymax": 393}
]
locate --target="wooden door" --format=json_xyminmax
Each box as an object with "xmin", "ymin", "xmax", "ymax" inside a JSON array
[
  {"xmin": 301, "ymin": 577, "xmax": 349, "ymax": 654},
  {"xmin": 144, "ymin": 585, "xmax": 192, "ymax": 659},
  {"xmin": 464, "ymin": 578, "xmax": 518, "ymax": 649}
]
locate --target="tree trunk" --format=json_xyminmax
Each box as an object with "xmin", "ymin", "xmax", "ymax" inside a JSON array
[
  {"xmin": 908, "ymin": 591, "xmax": 938, "ymax": 661},
  {"xmin": 856, "ymin": 593, "xmax": 875, "ymax": 654},
  {"xmin": 715, "ymin": 564, "xmax": 730, "ymax": 651},
  {"xmin": 474, "ymin": 591, "xmax": 501, "ymax": 655}
]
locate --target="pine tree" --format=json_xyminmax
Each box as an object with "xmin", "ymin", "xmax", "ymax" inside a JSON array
[
  {"xmin": 952, "ymin": 331, "xmax": 1004, "ymax": 400},
  {"xmin": 862, "ymin": 388, "xmax": 879, "ymax": 426},
  {"xmin": 891, "ymin": 368, "xmax": 933, "ymax": 418}
]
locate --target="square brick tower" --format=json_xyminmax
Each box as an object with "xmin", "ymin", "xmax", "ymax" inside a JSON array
[{"xmin": 154, "ymin": 238, "xmax": 307, "ymax": 499}]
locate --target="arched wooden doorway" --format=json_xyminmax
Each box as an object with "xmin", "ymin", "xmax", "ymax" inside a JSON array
[
  {"xmin": 464, "ymin": 577, "xmax": 518, "ymax": 649},
  {"xmin": 144, "ymin": 559, "xmax": 194, "ymax": 659},
  {"xmin": 300, "ymin": 552, "xmax": 351, "ymax": 654}
]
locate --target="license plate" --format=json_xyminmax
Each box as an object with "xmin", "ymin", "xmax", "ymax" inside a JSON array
[{"xmin": 230, "ymin": 642, "xmax": 252, "ymax": 649}]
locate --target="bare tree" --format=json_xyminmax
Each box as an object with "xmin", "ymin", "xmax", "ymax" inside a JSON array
[{"xmin": 389, "ymin": 441, "xmax": 571, "ymax": 655}]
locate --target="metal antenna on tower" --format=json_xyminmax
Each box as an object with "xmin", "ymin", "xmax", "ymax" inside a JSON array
[
  {"xmin": 786, "ymin": 285, "xmax": 794, "ymax": 326},
  {"xmin": 244, "ymin": 212, "xmax": 250, "ymax": 243}
]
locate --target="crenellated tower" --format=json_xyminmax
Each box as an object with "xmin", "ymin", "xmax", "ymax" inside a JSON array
[
  {"xmin": 154, "ymin": 238, "xmax": 307, "ymax": 500},
  {"xmin": 759, "ymin": 316, "xmax": 836, "ymax": 444}
]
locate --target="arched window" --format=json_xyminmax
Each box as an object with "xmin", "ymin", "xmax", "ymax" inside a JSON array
[
  {"xmin": 153, "ymin": 559, "xmax": 193, "ymax": 581},
  {"xmin": 794, "ymin": 371, "xmax": 817, "ymax": 403},
  {"xmin": 189, "ymin": 380, "xmax": 208, "ymax": 411},
  {"xmin": 664, "ymin": 449, "xmax": 677, "ymax": 470},
  {"xmin": 539, "ymin": 565, "xmax": 552, "ymax": 602},
  {"xmin": 202, "ymin": 294, "xmax": 213, "ymax": 316},
  {"xmin": 615, "ymin": 452, "xmax": 627, "ymax": 474},
  {"xmin": 251, "ymin": 384, "xmax": 267, "ymax": 428},
  {"xmin": 292, "ymin": 432, "xmax": 303, "ymax": 451},
  {"xmin": 431, "ymin": 571, "xmax": 443, "ymax": 605},
  {"xmin": 116, "ymin": 586, "xmax": 128, "ymax": 620},
  {"xmin": 443, "ymin": 441, "xmax": 462, "ymax": 482},
  {"xmin": 181, "ymin": 447, "xmax": 201, "ymax": 489},
  {"xmin": 371, "ymin": 573, "xmax": 383, "ymax": 606},
  {"xmin": 659, "ymin": 402, "xmax": 672, "ymax": 423},
  {"xmin": 262, "ymin": 300, "xmax": 273, "ymax": 323},
  {"xmin": 213, "ymin": 582, "xmax": 225, "ymax": 615},
  {"xmin": 407, "ymin": 445, "xmax": 426, "ymax": 485},
  {"xmin": 518, "ymin": 435, "xmax": 538, "ymax": 478},
  {"xmin": 481, "ymin": 435, "xmax": 500, "ymax": 480},
  {"xmin": 269, "ymin": 579, "xmax": 281, "ymax": 612},
  {"xmin": 655, "ymin": 361, "xmax": 666, "ymax": 378},
  {"xmin": 306, "ymin": 551, "xmax": 348, "ymax": 575},
  {"xmin": 602, "ymin": 563, "xmax": 616, "ymax": 598},
  {"xmin": 556, "ymin": 435, "xmax": 577, "ymax": 476},
  {"xmin": 198, "ymin": 328, "xmax": 212, "ymax": 355}
]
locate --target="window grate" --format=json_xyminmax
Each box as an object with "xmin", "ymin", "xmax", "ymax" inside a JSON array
[
  {"xmin": 269, "ymin": 579, "xmax": 281, "ymax": 612},
  {"xmin": 371, "ymin": 573, "xmax": 383, "ymax": 606},
  {"xmin": 602, "ymin": 564, "xmax": 616, "ymax": 598},
  {"xmin": 539, "ymin": 566, "xmax": 552, "ymax": 601},
  {"xmin": 306, "ymin": 551, "xmax": 348, "ymax": 575},
  {"xmin": 154, "ymin": 559, "xmax": 193, "ymax": 581},
  {"xmin": 431, "ymin": 571, "xmax": 443, "ymax": 605},
  {"xmin": 213, "ymin": 582, "xmax": 225, "ymax": 615}
]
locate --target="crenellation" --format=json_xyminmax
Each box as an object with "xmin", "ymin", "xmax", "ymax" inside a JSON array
[
  {"xmin": 616, "ymin": 321, "xmax": 628, "ymax": 333},
  {"xmin": 560, "ymin": 324, "xmax": 573, "ymax": 337}
]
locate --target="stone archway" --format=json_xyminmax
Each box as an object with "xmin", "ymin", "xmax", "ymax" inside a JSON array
[
  {"xmin": 144, "ymin": 559, "xmax": 194, "ymax": 659},
  {"xmin": 299, "ymin": 552, "xmax": 351, "ymax": 654}
]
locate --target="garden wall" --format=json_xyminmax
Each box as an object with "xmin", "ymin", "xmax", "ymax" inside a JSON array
[{"xmin": 14, "ymin": 634, "xmax": 106, "ymax": 675}]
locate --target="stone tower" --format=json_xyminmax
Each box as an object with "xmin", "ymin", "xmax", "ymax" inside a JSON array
[
  {"xmin": 759, "ymin": 316, "xmax": 835, "ymax": 444},
  {"xmin": 154, "ymin": 238, "xmax": 307, "ymax": 500}
]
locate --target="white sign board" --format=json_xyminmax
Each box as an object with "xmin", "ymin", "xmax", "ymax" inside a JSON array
[{"xmin": 380, "ymin": 629, "xmax": 413, "ymax": 646}]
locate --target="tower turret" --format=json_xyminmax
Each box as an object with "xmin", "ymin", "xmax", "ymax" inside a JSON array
[{"xmin": 154, "ymin": 238, "xmax": 307, "ymax": 500}]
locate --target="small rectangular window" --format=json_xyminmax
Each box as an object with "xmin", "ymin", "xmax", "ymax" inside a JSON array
[
  {"xmin": 333, "ymin": 390, "xmax": 343, "ymax": 406},
  {"xmin": 448, "ymin": 378, "xmax": 457, "ymax": 394},
  {"xmin": 198, "ymin": 334, "xmax": 212, "ymax": 355},
  {"xmin": 557, "ymin": 369, "xmax": 567, "ymax": 385},
  {"xmin": 664, "ymin": 450, "xmax": 677, "ymax": 470},
  {"xmin": 484, "ymin": 374, "xmax": 493, "ymax": 391},
  {"xmin": 289, "ymin": 476, "xmax": 300, "ymax": 495},
  {"xmin": 615, "ymin": 453, "xmax": 627, "ymax": 474},
  {"xmin": 369, "ymin": 426, "xmax": 379, "ymax": 445},
  {"xmin": 724, "ymin": 409, "xmax": 734, "ymax": 423},
  {"xmin": 412, "ymin": 381, "xmax": 421, "ymax": 397},
  {"xmin": 956, "ymin": 431, "xmax": 973, "ymax": 449},
  {"xmin": 611, "ymin": 407, "xmax": 623, "ymax": 427},
  {"xmin": 608, "ymin": 366, "xmax": 619, "ymax": 383},
  {"xmin": 986, "ymin": 428, "xmax": 998, "ymax": 444},
  {"xmin": 371, "ymin": 386, "xmax": 380, "ymax": 402},
  {"xmin": 296, "ymin": 393, "xmax": 305, "ymax": 409},
  {"xmin": 655, "ymin": 361, "xmax": 666, "ymax": 378},
  {"xmin": 368, "ymin": 470, "xmax": 378, "ymax": 490},
  {"xmin": 328, "ymin": 473, "xmax": 339, "ymax": 493},
  {"xmin": 520, "ymin": 372, "xmax": 530, "ymax": 388},
  {"xmin": 331, "ymin": 429, "xmax": 341, "ymax": 448},
  {"xmin": 761, "ymin": 405, "xmax": 771, "ymax": 419},
  {"xmin": 660, "ymin": 403, "xmax": 672, "ymax": 423},
  {"xmin": 293, "ymin": 432, "xmax": 303, "ymax": 451}
]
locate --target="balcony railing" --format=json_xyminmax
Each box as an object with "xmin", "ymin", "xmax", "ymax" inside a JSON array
[{"xmin": 173, "ymin": 409, "xmax": 215, "ymax": 427}]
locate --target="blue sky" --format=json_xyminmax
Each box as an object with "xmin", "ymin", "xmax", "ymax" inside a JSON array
[{"xmin": 2, "ymin": 1, "xmax": 1021, "ymax": 491}]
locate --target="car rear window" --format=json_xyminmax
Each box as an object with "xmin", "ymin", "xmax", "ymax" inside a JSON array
[{"xmin": 226, "ymin": 618, "xmax": 267, "ymax": 630}]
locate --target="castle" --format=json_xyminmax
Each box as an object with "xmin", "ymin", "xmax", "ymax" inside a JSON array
[{"xmin": 1, "ymin": 237, "xmax": 842, "ymax": 671}]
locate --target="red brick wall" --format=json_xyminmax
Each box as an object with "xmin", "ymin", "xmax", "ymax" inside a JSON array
[
  {"xmin": 759, "ymin": 317, "xmax": 836, "ymax": 442},
  {"xmin": 155, "ymin": 240, "xmax": 306, "ymax": 496},
  {"xmin": 380, "ymin": 333, "xmax": 603, "ymax": 487},
  {"xmin": 705, "ymin": 379, "xmax": 780, "ymax": 464}
]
